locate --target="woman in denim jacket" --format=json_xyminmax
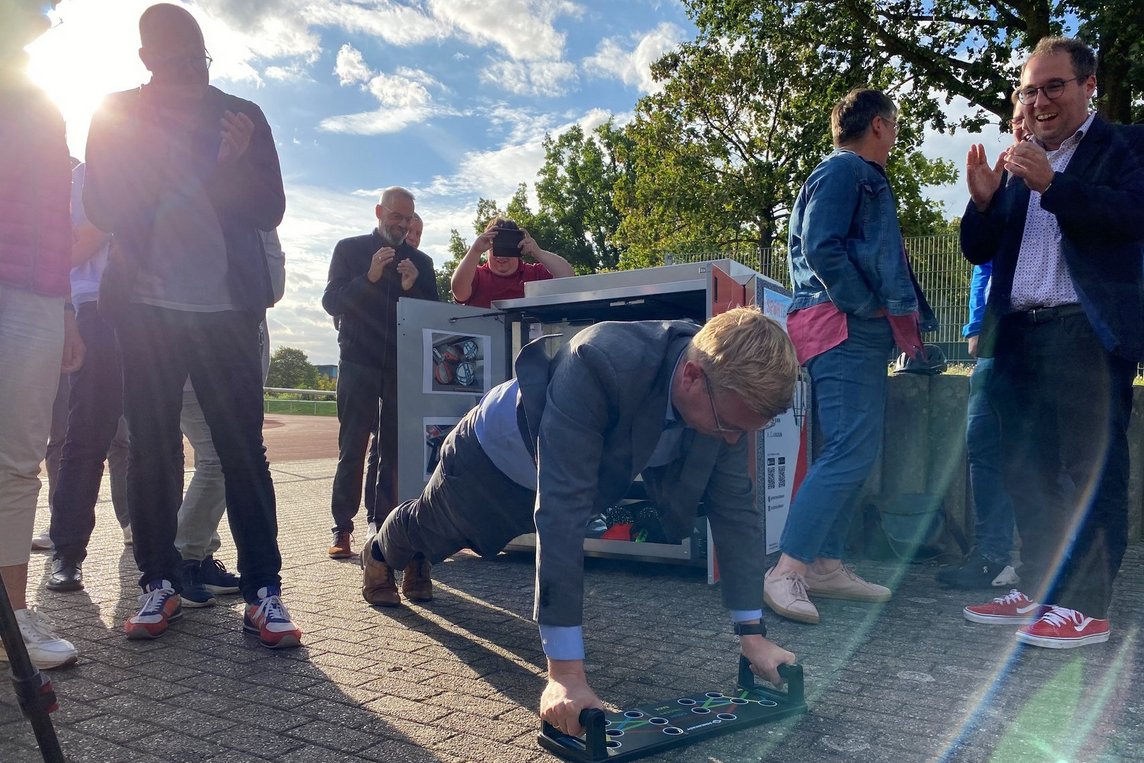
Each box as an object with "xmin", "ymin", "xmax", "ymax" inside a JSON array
[{"xmin": 765, "ymin": 89, "xmax": 935, "ymax": 625}]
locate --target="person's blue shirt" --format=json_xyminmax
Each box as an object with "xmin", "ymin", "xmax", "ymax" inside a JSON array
[{"xmin": 962, "ymin": 261, "xmax": 992, "ymax": 338}]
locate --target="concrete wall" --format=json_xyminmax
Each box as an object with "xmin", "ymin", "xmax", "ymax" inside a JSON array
[{"xmin": 852, "ymin": 376, "xmax": 1144, "ymax": 551}]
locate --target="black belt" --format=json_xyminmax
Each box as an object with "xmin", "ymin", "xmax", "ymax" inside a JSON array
[{"xmin": 1008, "ymin": 303, "xmax": 1085, "ymax": 325}]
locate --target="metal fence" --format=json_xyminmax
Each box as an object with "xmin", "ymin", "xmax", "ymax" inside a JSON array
[{"xmin": 668, "ymin": 235, "xmax": 973, "ymax": 363}]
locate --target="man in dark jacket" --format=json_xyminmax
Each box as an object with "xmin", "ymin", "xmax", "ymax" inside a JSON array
[
  {"xmin": 959, "ymin": 36, "xmax": 1144, "ymax": 649},
  {"xmin": 321, "ymin": 187, "xmax": 437, "ymax": 569},
  {"xmin": 83, "ymin": 3, "xmax": 299, "ymax": 649}
]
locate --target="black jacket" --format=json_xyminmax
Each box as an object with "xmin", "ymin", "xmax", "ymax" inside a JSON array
[
  {"xmin": 322, "ymin": 229, "xmax": 438, "ymax": 368},
  {"xmin": 84, "ymin": 85, "xmax": 284, "ymax": 315},
  {"xmin": 961, "ymin": 116, "xmax": 1144, "ymax": 361}
]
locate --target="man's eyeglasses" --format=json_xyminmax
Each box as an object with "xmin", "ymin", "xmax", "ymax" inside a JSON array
[
  {"xmin": 381, "ymin": 206, "xmax": 414, "ymax": 224},
  {"xmin": 1015, "ymin": 76, "xmax": 1087, "ymax": 105},
  {"xmin": 879, "ymin": 115, "xmax": 898, "ymax": 131},
  {"xmin": 152, "ymin": 53, "xmax": 213, "ymax": 74},
  {"xmin": 703, "ymin": 373, "xmax": 748, "ymax": 436}
]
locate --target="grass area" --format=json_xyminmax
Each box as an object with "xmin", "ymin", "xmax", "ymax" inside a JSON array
[{"xmin": 264, "ymin": 399, "xmax": 337, "ymax": 416}]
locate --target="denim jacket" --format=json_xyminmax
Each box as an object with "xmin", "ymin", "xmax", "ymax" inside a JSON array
[{"xmin": 788, "ymin": 150, "xmax": 936, "ymax": 331}]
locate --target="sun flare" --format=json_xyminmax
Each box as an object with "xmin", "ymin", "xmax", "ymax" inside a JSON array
[{"xmin": 24, "ymin": 1, "xmax": 153, "ymax": 158}]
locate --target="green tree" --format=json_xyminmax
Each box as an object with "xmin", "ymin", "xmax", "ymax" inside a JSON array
[
  {"xmin": 266, "ymin": 347, "xmax": 319, "ymax": 390},
  {"xmin": 435, "ymin": 228, "xmax": 469, "ymax": 301},
  {"xmin": 689, "ymin": 1, "xmax": 1144, "ymax": 126},
  {"xmin": 614, "ymin": 29, "xmax": 954, "ymax": 279},
  {"xmin": 533, "ymin": 122, "xmax": 633, "ymax": 272}
]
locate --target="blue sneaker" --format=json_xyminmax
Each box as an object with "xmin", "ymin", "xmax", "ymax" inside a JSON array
[
  {"xmin": 179, "ymin": 560, "xmax": 216, "ymax": 608},
  {"xmin": 199, "ymin": 556, "xmax": 240, "ymax": 595}
]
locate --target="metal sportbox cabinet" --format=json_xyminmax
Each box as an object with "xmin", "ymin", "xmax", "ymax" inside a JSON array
[{"xmin": 393, "ymin": 260, "xmax": 809, "ymax": 584}]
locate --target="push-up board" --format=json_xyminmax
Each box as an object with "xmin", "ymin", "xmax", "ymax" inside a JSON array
[{"xmin": 538, "ymin": 658, "xmax": 806, "ymax": 762}]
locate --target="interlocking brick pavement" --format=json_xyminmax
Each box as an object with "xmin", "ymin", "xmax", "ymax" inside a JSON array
[{"xmin": 2, "ymin": 417, "xmax": 1142, "ymax": 761}]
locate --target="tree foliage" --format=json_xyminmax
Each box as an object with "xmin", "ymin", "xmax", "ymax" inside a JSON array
[
  {"xmin": 688, "ymin": 1, "xmax": 1144, "ymax": 127},
  {"xmin": 266, "ymin": 347, "xmax": 319, "ymax": 390},
  {"xmin": 613, "ymin": 25, "xmax": 955, "ymax": 276}
]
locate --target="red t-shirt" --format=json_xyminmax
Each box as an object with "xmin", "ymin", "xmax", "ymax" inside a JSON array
[{"xmin": 459, "ymin": 261, "xmax": 553, "ymax": 308}]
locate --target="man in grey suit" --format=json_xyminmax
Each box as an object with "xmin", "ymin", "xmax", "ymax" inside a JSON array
[{"xmin": 362, "ymin": 306, "xmax": 800, "ymax": 734}]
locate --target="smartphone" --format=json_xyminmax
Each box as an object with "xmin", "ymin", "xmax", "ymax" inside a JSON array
[{"xmin": 491, "ymin": 228, "xmax": 524, "ymax": 258}]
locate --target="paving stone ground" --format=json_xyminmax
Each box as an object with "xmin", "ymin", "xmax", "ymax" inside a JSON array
[{"xmin": 2, "ymin": 416, "xmax": 1142, "ymax": 762}]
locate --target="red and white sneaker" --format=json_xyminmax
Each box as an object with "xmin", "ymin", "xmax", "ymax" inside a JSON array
[
  {"xmin": 963, "ymin": 589, "xmax": 1046, "ymax": 624},
  {"xmin": 243, "ymin": 586, "xmax": 302, "ymax": 649},
  {"xmin": 1016, "ymin": 606, "xmax": 1110, "ymax": 649},
  {"xmin": 124, "ymin": 580, "xmax": 182, "ymax": 639}
]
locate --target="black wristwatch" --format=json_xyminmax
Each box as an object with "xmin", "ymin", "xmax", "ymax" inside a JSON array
[{"xmin": 733, "ymin": 621, "xmax": 767, "ymax": 637}]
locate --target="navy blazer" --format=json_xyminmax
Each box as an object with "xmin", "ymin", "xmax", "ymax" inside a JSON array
[
  {"xmin": 960, "ymin": 116, "xmax": 1144, "ymax": 361},
  {"xmin": 514, "ymin": 320, "xmax": 766, "ymax": 628}
]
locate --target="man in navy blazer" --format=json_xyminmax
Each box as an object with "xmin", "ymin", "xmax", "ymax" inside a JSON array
[
  {"xmin": 959, "ymin": 36, "xmax": 1144, "ymax": 649},
  {"xmin": 362, "ymin": 307, "xmax": 800, "ymax": 735}
]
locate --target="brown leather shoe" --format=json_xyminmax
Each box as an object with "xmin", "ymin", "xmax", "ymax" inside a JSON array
[
  {"xmin": 328, "ymin": 530, "xmax": 353, "ymax": 559},
  {"xmin": 401, "ymin": 557, "xmax": 433, "ymax": 602},
  {"xmin": 361, "ymin": 542, "xmax": 401, "ymax": 607}
]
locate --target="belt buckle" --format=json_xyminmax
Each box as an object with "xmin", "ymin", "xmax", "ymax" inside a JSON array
[{"xmin": 1028, "ymin": 307, "xmax": 1047, "ymax": 323}]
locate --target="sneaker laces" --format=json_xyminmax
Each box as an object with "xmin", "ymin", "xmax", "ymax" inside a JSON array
[
  {"xmin": 19, "ymin": 607, "xmax": 63, "ymax": 644},
  {"xmin": 992, "ymin": 589, "xmax": 1028, "ymax": 605},
  {"xmin": 137, "ymin": 585, "xmax": 174, "ymax": 616},
  {"xmin": 776, "ymin": 572, "xmax": 811, "ymax": 602},
  {"xmin": 204, "ymin": 557, "xmax": 233, "ymax": 578},
  {"xmin": 1038, "ymin": 606, "xmax": 1083, "ymax": 628},
  {"xmin": 252, "ymin": 594, "xmax": 292, "ymax": 627}
]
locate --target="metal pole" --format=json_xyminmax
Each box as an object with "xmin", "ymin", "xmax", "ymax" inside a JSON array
[{"xmin": 0, "ymin": 580, "xmax": 65, "ymax": 762}]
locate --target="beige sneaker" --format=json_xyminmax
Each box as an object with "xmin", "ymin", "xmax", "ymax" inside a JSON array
[
  {"xmin": 764, "ymin": 568, "xmax": 819, "ymax": 624},
  {"xmin": 804, "ymin": 564, "xmax": 891, "ymax": 602}
]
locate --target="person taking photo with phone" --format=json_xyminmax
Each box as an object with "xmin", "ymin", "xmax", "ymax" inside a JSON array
[{"xmin": 450, "ymin": 217, "xmax": 574, "ymax": 308}]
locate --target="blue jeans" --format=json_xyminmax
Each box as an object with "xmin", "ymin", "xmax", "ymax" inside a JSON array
[
  {"xmin": 780, "ymin": 316, "xmax": 893, "ymax": 563},
  {"xmin": 50, "ymin": 302, "xmax": 130, "ymax": 562},
  {"xmin": 965, "ymin": 358, "xmax": 1014, "ymax": 565},
  {"xmin": 114, "ymin": 305, "xmax": 280, "ymax": 604}
]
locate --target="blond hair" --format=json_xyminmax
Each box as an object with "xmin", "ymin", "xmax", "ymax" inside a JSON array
[{"xmin": 689, "ymin": 306, "xmax": 798, "ymax": 420}]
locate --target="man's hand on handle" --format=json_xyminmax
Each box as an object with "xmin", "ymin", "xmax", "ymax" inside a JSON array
[
  {"xmin": 741, "ymin": 635, "xmax": 796, "ymax": 687},
  {"xmin": 541, "ymin": 658, "xmax": 604, "ymax": 738}
]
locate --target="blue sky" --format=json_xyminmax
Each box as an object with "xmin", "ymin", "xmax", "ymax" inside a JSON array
[{"xmin": 28, "ymin": 0, "xmax": 1002, "ymax": 365}]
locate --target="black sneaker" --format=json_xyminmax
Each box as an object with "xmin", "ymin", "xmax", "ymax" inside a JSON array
[
  {"xmin": 179, "ymin": 559, "xmax": 216, "ymax": 608},
  {"xmin": 199, "ymin": 556, "xmax": 240, "ymax": 595},
  {"xmin": 936, "ymin": 552, "xmax": 1006, "ymax": 589}
]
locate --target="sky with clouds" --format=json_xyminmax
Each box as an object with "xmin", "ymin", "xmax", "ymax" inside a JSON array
[{"xmin": 27, "ymin": 0, "xmax": 1005, "ymax": 365}]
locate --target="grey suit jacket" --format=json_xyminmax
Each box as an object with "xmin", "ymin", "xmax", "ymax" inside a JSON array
[{"xmin": 515, "ymin": 320, "xmax": 766, "ymax": 627}]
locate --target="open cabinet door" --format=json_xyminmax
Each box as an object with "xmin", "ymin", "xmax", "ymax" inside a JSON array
[
  {"xmin": 705, "ymin": 265, "xmax": 753, "ymax": 585},
  {"xmin": 394, "ymin": 299, "xmax": 511, "ymax": 504},
  {"xmin": 757, "ymin": 286, "xmax": 809, "ymax": 554}
]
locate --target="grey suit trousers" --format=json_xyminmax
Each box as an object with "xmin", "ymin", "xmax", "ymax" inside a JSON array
[{"xmin": 376, "ymin": 407, "xmax": 536, "ymax": 569}]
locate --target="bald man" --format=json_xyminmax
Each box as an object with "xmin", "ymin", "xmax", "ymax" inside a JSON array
[{"xmin": 83, "ymin": 3, "xmax": 300, "ymax": 648}]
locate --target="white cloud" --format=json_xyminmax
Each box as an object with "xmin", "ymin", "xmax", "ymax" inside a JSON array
[
  {"xmin": 584, "ymin": 22, "xmax": 684, "ymax": 94},
  {"xmin": 334, "ymin": 44, "xmax": 372, "ymax": 86},
  {"xmin": 481, "ymin": 59, "xmax": 578, "ymax": 96},
  {"xmin": 320, "ymin": 67, "xmax": 449, "ymax": 135},
  {"xmin": 428, "ymin": 0, "xmax": 581, "ymax": 62}
]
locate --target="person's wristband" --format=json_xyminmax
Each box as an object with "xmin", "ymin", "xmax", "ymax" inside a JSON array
[{"xmin": 733, "ymin": 622, "xmax": 767, "ymax": 637}]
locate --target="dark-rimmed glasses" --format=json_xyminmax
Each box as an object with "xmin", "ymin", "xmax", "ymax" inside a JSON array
[
  {"xmin": 703, "ymin": 373, "xmax": 748, "ymax": 436},
  {"xmin": 1015, "ymin": 76, "xmax": 1087, "ymax": 105},
  {"xmin": 381, "ymin": 205, "xmax": 415, "ymax": 224},
  {"xmin": 152, "ymin": 52, "xmax": 213, "ymax": 74}
]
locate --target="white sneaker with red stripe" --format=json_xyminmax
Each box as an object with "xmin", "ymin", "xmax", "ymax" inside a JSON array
[
  {"xmin": 963, "ymin": 589, "xmax": 1046, "ymax": 624},
  {"xmin": 1016, "ymin": 606, "xmax": 1110, "ymax": 649}
]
